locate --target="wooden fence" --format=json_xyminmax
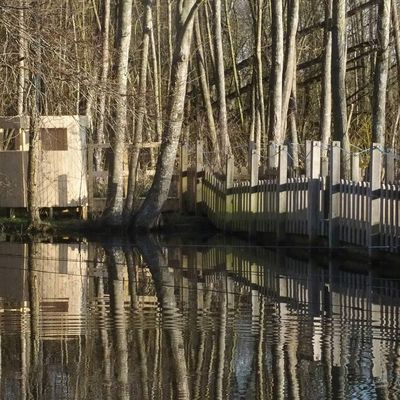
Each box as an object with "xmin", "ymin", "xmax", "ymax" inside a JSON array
[{"xmin": 182, "ymin": 140, "xmax": 400, "ymax": 252}]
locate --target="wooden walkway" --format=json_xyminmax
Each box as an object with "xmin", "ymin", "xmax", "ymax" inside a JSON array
[{"xmin": 181, "ymin": 140, "xmax": 400, "ymax": 253}]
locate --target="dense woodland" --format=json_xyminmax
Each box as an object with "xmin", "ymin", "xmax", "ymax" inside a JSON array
[{"xmin": 0, "ymin": 0, "xmax": 398, "ymax": 229}]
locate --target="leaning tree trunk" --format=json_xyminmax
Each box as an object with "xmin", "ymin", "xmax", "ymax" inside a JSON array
[
  {"xmin": 332, "ymin": 0, "xmax": 351, "ymax": 178},
  {"xmin": 104, "ymin": 0, "xmax": 133, "ymax": 226},
  {"xmin": 269, "ymin": 0, "xmax": 284, "ymax": 149},
  {"xmin": 372, "ymin": 0, "xmax": 391, "ymax": 147},
  {"xmin": 133, "ymin": 0, "xmax": 199, "ymax": 230}
]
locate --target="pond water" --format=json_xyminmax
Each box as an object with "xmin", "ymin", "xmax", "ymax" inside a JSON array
[{"xmin": 0, "ymin": 236, "xmax": 399, "ymax": 399}]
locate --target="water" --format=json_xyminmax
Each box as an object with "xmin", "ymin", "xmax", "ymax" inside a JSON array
[{"xmin": 0, "ymin": 237, "xmax": 399, "ymax": 399}]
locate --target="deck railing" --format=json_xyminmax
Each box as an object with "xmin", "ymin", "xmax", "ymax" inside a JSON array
[{"xmin": 181, "ymin": 140, "xmax": 400, "ymax": 252}]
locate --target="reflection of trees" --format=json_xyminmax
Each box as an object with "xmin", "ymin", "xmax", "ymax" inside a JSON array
[
  {"xmin": 28, "ymin": 241, "xmax": 42, "ymax": 399},
  {"xmin": 105, "ymin": 244, "xmax": 129, "ymax": 400},
  {"xmin": 136, "ymin": 235, "xmax": 190, "ymax": 400}
]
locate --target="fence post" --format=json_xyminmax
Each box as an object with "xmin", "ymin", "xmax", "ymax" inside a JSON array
[
  {"xmin": 225, "ymin": 155, "xmax": 234, "ymax": 232},
  {"xmin": 268, "ymin": 142, "xmax": 278, "ymax": 169},
  {"xmin": 385, "ymin": 148, "xmax": 395, "ymax": 184},
  {"xmin": 308, "ymin": 141, "xmax": 321, "ymax": 243},
  {"xmin": 195, "ymin": 139, "xmax": 204, "ymax": 214},
  {"xmin": 329, "ymin": 141, "xmax": 341, "ymax": 248},
  {"xmin": 351, "ymin": 152, "xmax": 360, "ymax": 182},
  {"xmin": 369, "ymin": 143, "xmax": 382, "ymax": 252},
  {"xmin": 306, "ymin": 140, "xmax": 312, "ymax": 177},
  {"xmin": 180, "ymin": 143, "xmax": 188, "ymax": 212},
  {"xmin": 87, "ymin": 142, "xmax": 94, "ymax": 218},
  {"xmin": 277, "ymin": 145, "xmax": 288, "ymax": 242},
  {"xmin": 249, "ymin": 141, "xmax": 259, "ymax": 236}
]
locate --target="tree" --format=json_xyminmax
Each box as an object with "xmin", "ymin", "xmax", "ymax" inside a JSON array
[
  {"xmin": 133, "ymin": 0, "xmax": 200, "ymax": 230},
  {"xmin": 372, "ymin": 0, "xmax": 391, "ymax": 147},
  {"xmin": 103, "ymin": 0, "xmax": 133, "ymax": 226},
  {"xmin": 332, "ymin": 0, "xmax": 350, "ymax": 178}
]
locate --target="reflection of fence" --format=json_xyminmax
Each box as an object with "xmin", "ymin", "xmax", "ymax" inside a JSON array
[{"xmin": 182, "ymin": 140, "xmax": 400, "ymax": 252}]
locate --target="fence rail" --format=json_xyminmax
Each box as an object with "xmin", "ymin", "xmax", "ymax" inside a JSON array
[{"xmin": 181, "ymin": 140, "xmax": 400, "ymax": 253}]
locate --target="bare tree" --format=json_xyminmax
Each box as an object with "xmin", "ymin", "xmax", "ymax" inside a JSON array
[
  {"xmin": 133, "ymin": 0, "xmax": 200, "ymax": 230},
  {"xmin": 332, "ymin": 0, "xmax": 350, "ymax": 177},
  {"xmin": 104, "ymin": 0, "xmax": 133, "ymax": 226},
  {"xmin": 372, "ymin": 0, "xmax": 391, "ymax": 147}
]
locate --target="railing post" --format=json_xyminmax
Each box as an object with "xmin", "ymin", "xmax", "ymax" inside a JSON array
[
  {"xmin": 351, "ymin": 152, "xmax": 360, "ymax": 182},
  {"xmin": 308, "ymin": 141, "xmax": 321, "ymax": 243},
  {"xmin": 195, "ymin": 139, "xmax": 204, "ymax": 214},
  {"xmin": 329, "ymin": 141, "xmax": 341, "ymax": 248},
  {"xmin": 225, "ymin": 155, "xmax": 234, "ymax": 232},
  {"xmin": 180, "ymin": 143, "xmax": 188, "ymax": 213},
  {"xmin": 306, "ymin": 140, "xmax": 312, "ymax": 177},
  {"xmin": 277, "ymin": 145, "xmax": 288, "ymax": 242},
  {"xmin": 268, "ymin": 142, "xmax": 278, "ymax": 169},
  {"xmin": 250, "ymin": 141, "xmax": 259, "ymax": 236},
  {"xmin": 385, "ymin": 148, "xmax": 395, "ymax": 184},
  {"xmin": 87, "ymin": 141, "xmax": 94, "ymax": 218},
  {"xmin": 369, "ymin": 143, "xmax": 382, "ymax": 252}
]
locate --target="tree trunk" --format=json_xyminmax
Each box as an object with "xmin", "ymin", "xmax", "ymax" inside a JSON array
[
  {"xmin": 281, "ymin": 0, "xmax": 299, "ymax": 137},
  {"xmin": 133, "ymin": 0, "xmax": 199, "ymax": 230},
  {"xmin": 332, "ymin": 0, "xmax": 351, "ymax": 178},
  {"xmin": 104, "ymin": 0, "xmax": 133, "ymax": 226},
  {"xmin": 372, "ymin": 0, "xmax": 391, "ymax": 147},
  {"xmin": 27, "ymin": 38, "xmax": 43, "ymax": 230},
  {"xmin": 18, "ymin": 0, "xmax": 26, "ymax": 115},
  {"xmin": 320, "ymin": 0, "xmax": 333, "ymax": 171},
  {"xmin": 95, "ymin": 0, "xmax": 111, "ymax": 172},
  {"xmin": 214, "ymin": 0, "xmax": 231, "ymax": 156},
  {"xmin": 125, "ymin": 0, "xmax": 153, "ymax": 214},
  {"xmin": 194, "ymin": 13, "xmax": 221, "ymax": 169},
  {"xmin": 269, "ymin": 0, "xmax": 284, "ymax": 148}
]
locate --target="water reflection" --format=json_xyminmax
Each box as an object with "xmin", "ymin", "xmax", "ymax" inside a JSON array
[{"xmin": 0, "ymin": 238, "xmax": 399, "ymax": 399}]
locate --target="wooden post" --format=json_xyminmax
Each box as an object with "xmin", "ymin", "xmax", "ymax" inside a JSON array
[
  {"xmin": 369, "ymin": 143, "xmax": 382, "ymax": 252},
  {"xmin": 268, "ymin": 142, "xmax": 278, "ymax": 169},
  {"xmin": 87, "ymin": 142, "xmax": 94, "ymax": 218},
  {"xmin": 351, "ymin": 152, "xmax": 360, "ymax": 182},
  {"xmin": 195, "ymin": 139, "xmax": 204, "ymax": 214},
  {"xmin": 277, "ymin": 145, "xmax": 288, "ymax": 242},
  {"xmin": 180, "ymin": 143, "xmax": 188, "ymax": 213},
  {"xmin": 385, "ymin": 149, "xmax": 395, "ymax": 184},
  {"xmin": 308, "ymin": 141, "xmax": 321, "ymax": 243},
  {"xmin": 250, "ymin": 141, "xmax": 259, "ymax": 236},
  {"xmin": 306, "ymin": 140, "xmax": 312, "ymax": 177},
  {"xmin": 225, "ymin": 155, "xmax": 234, "ymax": 232},
  {"xmin": 329, "ymin": 141, "xmax": 341, "ymax": 248}
]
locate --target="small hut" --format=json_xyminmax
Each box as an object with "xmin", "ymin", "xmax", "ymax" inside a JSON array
[{"xmin": 0, "ymin": 116, "xmax": 88, "ymax": 216}]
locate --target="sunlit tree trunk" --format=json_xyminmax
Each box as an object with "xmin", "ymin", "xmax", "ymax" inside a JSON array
[
  {"xmin": 332, "ymin": 0, "xmax": 350, "ymax": 177},
  {"xmin": 320, "ymin": 0, "xmax": 333, "ymax": 172},
  {"xmin": 18, "ymin": 0, "xmax": 26, "ymax": 114},
  {"xmin": 95, "ymin": 0, "xmax": 111, "ymax": 172},
  {"xmin": 372, "ymin": 0, "xmax": 391, "ymax": 147},
  {"xmin": 125, "ymin": 0, "xmax": 153, "ymax": 214},
  {"xmin": 104, "ymin": 0, "xmax": 133, "ymax": 225},
  {"xmin": 133, "ymin": 0, "xmax": 199, "ymax": 230},
  {"xmin": 269, "ymin": 0, "xmax": 284, "ymax": 147},
  {"xmin": 214, "ymin": 0, "xmax": 231, "ymax": 156},
  {"xmin": 194, "ymin": 13, "xmax": 221, "ymax": 168}
]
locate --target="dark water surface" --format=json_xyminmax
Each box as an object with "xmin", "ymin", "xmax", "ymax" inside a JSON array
[{"xmin": 0, "ymin": 237, "xmax": 399, "ymax": 399}]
